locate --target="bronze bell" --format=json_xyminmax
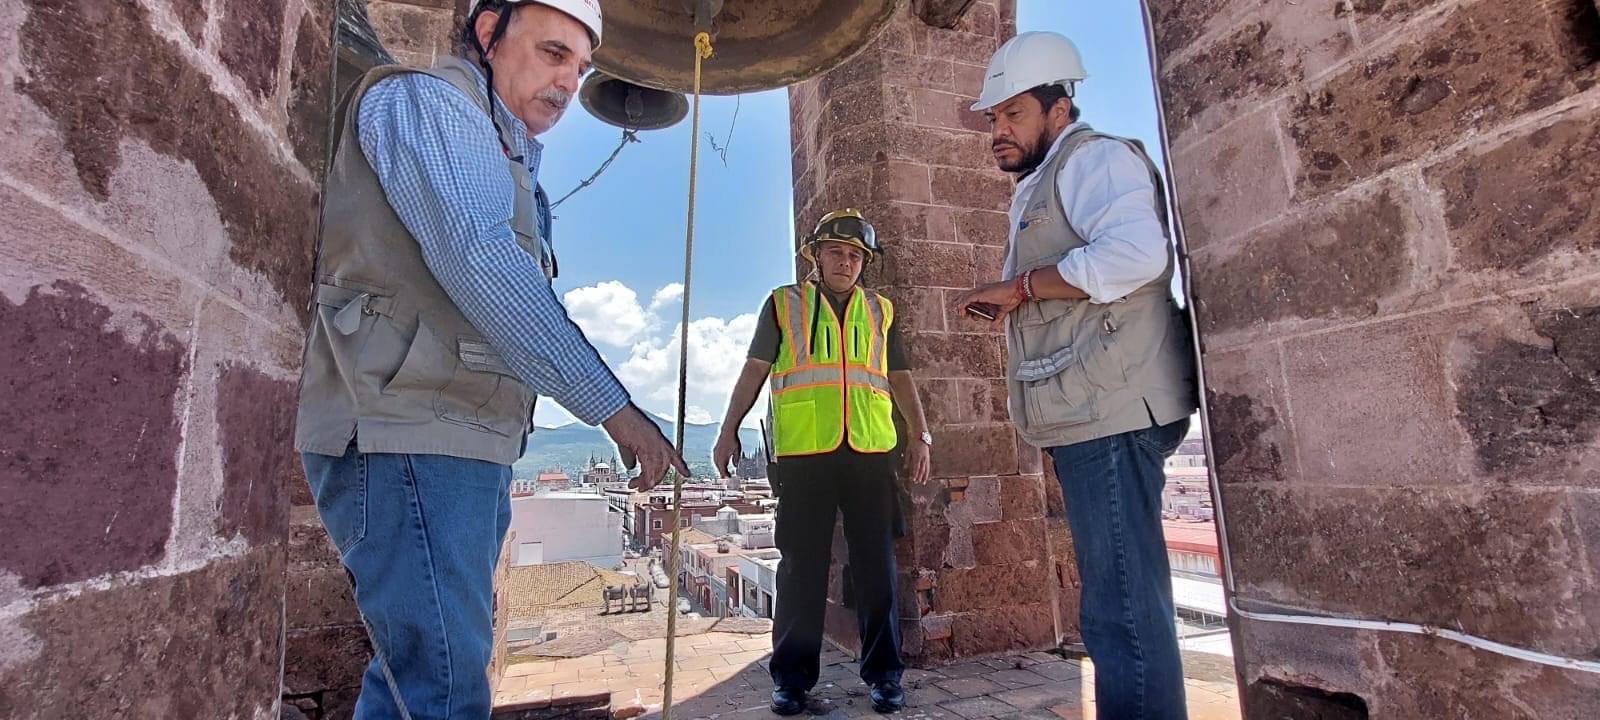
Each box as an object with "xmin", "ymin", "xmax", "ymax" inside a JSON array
[
  {"xmin": 579, "ymin": 72, "xmax": 690, "ymax": 130},
  {"xmin": 593, "ymin": 0, "xmax": 907, "ymax": 95}
]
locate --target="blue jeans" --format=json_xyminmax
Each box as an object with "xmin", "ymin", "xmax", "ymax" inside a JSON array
[
  {"xmin": 302, "ymin": 444, "xmax": 512, "ymax": 720},
  {"xmin": 1048, "ymin": 417, "xmax": 1190, "ymax": 720}
]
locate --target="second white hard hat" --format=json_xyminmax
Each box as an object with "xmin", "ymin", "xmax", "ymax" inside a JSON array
[{"xmin": 970, "ymin": 31, "xmax": 1087, "ymax": 112}]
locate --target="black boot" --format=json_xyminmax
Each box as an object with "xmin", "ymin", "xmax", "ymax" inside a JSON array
[
  {"xmin": 870, "ymin": 681, "xmax": 905, "ymax": 713},
  {"xmin": 770, "ymin": 687, "xmax": 807, "ymax": 716}
]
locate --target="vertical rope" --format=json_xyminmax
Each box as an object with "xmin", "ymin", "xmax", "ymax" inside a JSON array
[{"xmin": 661, "ymin": 30, "xmax": 713, "ymax": 720}]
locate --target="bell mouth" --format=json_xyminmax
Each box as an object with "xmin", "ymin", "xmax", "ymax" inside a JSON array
[
  {"xmin": 591, "ymin": 1, "xmax": 906, "ymax": 95},
  {"xmin": 579, "ymin": 73, "xmax": 690, "ymax": 130}
]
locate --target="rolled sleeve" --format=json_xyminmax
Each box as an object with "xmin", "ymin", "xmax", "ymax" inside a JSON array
[
  {"xmin": 357, "ymin": 74, "xmax": 629, "ymax": 425},
  {"xmin": 1054, "ymin": 139, "xmax": 1171, "ymax": 304}
]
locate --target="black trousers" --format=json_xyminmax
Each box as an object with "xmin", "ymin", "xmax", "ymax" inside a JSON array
[{"xmin": 769, "ymin": 450, "xmax": 904, "ymax": 690}]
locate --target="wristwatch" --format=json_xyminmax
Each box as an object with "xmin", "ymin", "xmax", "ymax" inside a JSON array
[{"xmin": 919, "ymin": 431, "xmax": 934, "ymax": 446}]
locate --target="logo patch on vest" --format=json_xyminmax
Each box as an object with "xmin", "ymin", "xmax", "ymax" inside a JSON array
[{"xmin": 1020, "ymin": 198, "xmax": 1052, "ymax": 230}]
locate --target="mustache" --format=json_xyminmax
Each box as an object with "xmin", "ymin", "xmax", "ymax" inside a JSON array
[{"xmin": 538, "ymin": 88, "xmax": 571, "ymax": 110}]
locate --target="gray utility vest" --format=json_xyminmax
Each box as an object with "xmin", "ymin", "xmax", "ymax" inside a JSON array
[
  {"xmin": 1005, "ymin": 125, "xmax": 1199, "ymax": 449},
  {"xmin": 295, "ymin": 57, "xmax": 552, "ymax": 465}
]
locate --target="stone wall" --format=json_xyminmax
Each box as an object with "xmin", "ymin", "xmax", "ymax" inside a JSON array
[
  {"xmin": 1151, "ymin": 0, "xmax": 1600, "ymax": 715},
  {"xmin": 0, "ymin": 0, "xmax": 331, "ymax": 718},
  {"xmin": 367, "ymin": 0, "xmax": 458, "ymax": 67},
  {"xmin": 789, "ymin": 0, "xmax": 1079, "ymax": 664}
]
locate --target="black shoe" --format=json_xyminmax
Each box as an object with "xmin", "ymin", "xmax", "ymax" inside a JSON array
[
  {"xmin": 870, "ymin": 681, "xmax": 905, "ymax": 713},
  {"xmin": 770, "ymin": 687, "xmax": 807, "ymax": 716}
]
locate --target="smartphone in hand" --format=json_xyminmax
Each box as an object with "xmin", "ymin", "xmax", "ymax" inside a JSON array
[{"xmin": 965, "ymin": 302, "xmax": 999, "ymax": 321}]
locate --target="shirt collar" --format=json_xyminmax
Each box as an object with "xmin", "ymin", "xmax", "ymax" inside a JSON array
[{"xmin": 461, "ymin": 61, "xmax": 544, "ymax": 177}]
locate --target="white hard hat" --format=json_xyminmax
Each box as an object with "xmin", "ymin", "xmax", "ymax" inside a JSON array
[
  {"xmin": 970, "ymin": 31, "xmax": 1087, "ymax": 111},
  {"xmin": 471, "ymin": 0, "xmax": 603, "ymax": 48}
]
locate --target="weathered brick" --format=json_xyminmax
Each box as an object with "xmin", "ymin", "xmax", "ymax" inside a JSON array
[
  {"xmin": 880, "ymin": 239, "xmax": 975, "ymax": 289},
  {"xmin": 949, "ymin": 602, "xmax": 1056, "ymax": 657},
  {"xmin": 1015, "ymin": 436, "xmax": 1043, "ymax": 475},
  {"xmin": 1161, "ymin": 6, "xmax": 1355, "ymax": 140},
  {"xmin": 1428, "ymin": 111, "xmax": 1600, "ymax": 272},
  {"xmin": 1367, "ymin": 631, "xmax": 1600, "ymax": 719},
  {"xmin": 935, "ymin": 563, "xmax": 1050, "ymax": 611},
  {"xmin": 930, "ymin": 166, "xmax": 1013, "ymax": 211},
  {"xmin": 1453, "ymin": 300, "xmax": 1600, "ymax": 481},
  {"xmin": 952, "ymin": 60, "xmax": 987, "ymax": 98},
  {"xmin": 930, "ymin": 424, "xmax": 1020, "ymax": 478},
  {"xmin": 1347, "ymin": 0, "xmax": 1453, "ymax": 42},
  {"xmin": 289, "ymin": 506, "xmax": 340, "ymax": 566},
  {"xmin": 367, "ymin": 0, "xmax": 456, "ymax": 67},
  {"xmin": 1288, "ymin": 0, "xmax": 1591, "ymax": 196},
  {"xmin": 998, "ymin": 475, "xmax": 1046, "ymax": 520},
  {"xmin": 871, "ymin": 160, "xmax": 932, "ymax": 203},
  {"xmin": 881, "ymin": 286, "xmax": 946, "ymax": 335},
  {"xmin": 219, "ymin": 0, "xmax": 287, "ymax": 97},
  {"xmin": 881, "ymin": 50, "xmax": 956, "ymax": 91},
  {"xmin": 953, "ymin": 208, "xmax": 1010, "ymax": 248},
  {"xmin": 1147, "ymin": 0, "xmax": 1244, "ymax": 58},
  {"xmin": 283, "ymin": 625, "xmax": 371, "ymax": 695},
  {"xmin": 972, "ymin": 518, "xmax": 1046, "ymax": 564},
  {"xmin": 0, "ymin": 551, "xmax": 285, "ymax": 719},
  {"xmin": 1280, "ymin": 310, "xmax": 1473, "ymax": 487},
  {"xmin": 904, "ymin": 331, "xmax": 1003, "ymax": 379},
  {"xmin": 1223, "ymin": 483, "xmax": 1600, "ymax": 658},
  {"xmin": 1200, "ymin": 346, "xmax": 1296, "ymax": 484},
  {"xmin": 913, "ymin": 26, "xmax": 1004, "ymax": 67},
  {"xmin": 1170, "ymin": 106, "xmax": 1293, "ymax": 250},
  {"xmin": 1191, "ymin": 183, "xmax": 1415, "ymax": 336},
  {"xmin": 0, "ymin": 282, "xmax": 186, "ymax": 589},
  {"xmin": 17, "ymin": 0, "xmax": 320, "ymax": 312},
  {"xmin": 215, "ymin": 364, "xmax": 297, "ymax": 545},
  {"xmin": 286, "ymin": 564, "xmax": 361, "ymax": 628},
  {"xmin": 287, "ymin": 4, "xmax": 334, "ymax": 176},
  {"xmin": 913, "ymin": 87, "xmax": 989, "ymax": 133},
  {"xmin": 918, "ymin": 379, "xmax": 992, "ymax": 426},
  {"xmin": 1236, "ymin": 617, "xmax": 1370, "ymax": 696}
]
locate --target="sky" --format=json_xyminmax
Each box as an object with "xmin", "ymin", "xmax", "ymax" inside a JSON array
[{"xmin": 531, "ymin": 1, "xmax": 1163, "ymax": 428}]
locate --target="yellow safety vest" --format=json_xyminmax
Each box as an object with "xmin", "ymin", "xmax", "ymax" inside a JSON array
[{"xmin": 768, "ymin": 283, "xmax": 898, "ymax": 457}]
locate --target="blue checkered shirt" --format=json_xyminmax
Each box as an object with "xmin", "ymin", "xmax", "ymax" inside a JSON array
[{"xmin": 357, "ymin": 64, "xmax": 629, "ymax": 425}]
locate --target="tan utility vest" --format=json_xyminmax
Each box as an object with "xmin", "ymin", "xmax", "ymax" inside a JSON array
[
  {"xmin": 295, "ymin": 57, "xmax": 550, "ymax": 465},
  {"xmin": 1005, "ymin": 126, "xmax": 1198, "ymax": 449}
]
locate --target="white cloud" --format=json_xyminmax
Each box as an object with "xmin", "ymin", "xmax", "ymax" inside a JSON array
[
  {"xmin": 542, "ymin": 280, "xmax": 767, "ymax": 428},
  {"xmin": 563, "ymin": 281, "xmax": 648, "ymax": 347},
  {"xmin": 648, "ymin": 283, "xmax": 684, "ymax": 315},
  {"xmin": 617, "ymin": 313, "xmax": 763, "ymax": 427}
]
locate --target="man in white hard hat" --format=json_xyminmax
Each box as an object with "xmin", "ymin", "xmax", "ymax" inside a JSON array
[
  {"xmin": 952, "ymin": 31, "xmax": 1199, "ymax": 719},
  {"xmin": 295, "ymin": 1, "xmax": 689, "ymax": 717}
]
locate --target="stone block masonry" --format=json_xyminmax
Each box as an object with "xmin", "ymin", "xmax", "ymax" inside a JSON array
[
  {"xmin": 1152, "ymin": 0, "xmax": 1600, "ymax": 715},
  {"xmin": 0, "ymin": 0, "xmax": 331, "ymax": 717},
  {"xmin": 789, "ymin": 0, "xmax": 1079, "ymax": 665}
]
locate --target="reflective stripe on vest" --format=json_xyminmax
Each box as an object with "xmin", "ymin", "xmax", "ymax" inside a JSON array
[{"xmin": 769, "ymin": 283, "xmax": 897, "ymax": 456}]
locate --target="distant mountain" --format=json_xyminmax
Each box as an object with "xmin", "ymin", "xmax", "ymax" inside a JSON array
[{"xmin": 513, "ymin": 412, "xmax": 763, "ymax": 479}]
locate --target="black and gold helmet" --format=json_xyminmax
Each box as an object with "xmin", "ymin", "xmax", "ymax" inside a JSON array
[{"xmin": 800, "ymin": 208, "xmax": 882, "ymax": 263}]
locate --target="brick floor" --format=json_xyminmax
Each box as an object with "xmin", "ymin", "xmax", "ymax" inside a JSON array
[{"xmin": 493, "ymin": 626, "xmax": 1239, "ymax": 719}]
